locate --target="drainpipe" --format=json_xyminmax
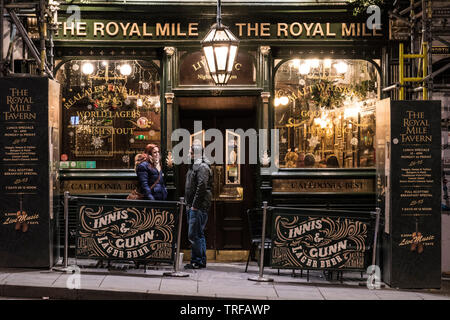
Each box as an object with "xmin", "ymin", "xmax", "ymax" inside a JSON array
[
  {"xmin": 1, "ymin": 0, "xmax": 4, "ymax": 76},
  {"xmin": 39, "ymin": 0, "xmax": 45, "ymax": 75}
]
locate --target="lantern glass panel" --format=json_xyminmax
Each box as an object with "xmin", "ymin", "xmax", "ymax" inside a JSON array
[
  {"xmin": 227, "ymin": 45, "xmax": 238, "ymax": 72},
  {"xmin": 214, "ymin": 46, "xmax": 229, "ymax": 71},
  {"xmin": 203, "ymin": 46, "xmax": 216, "ymax": 73}
]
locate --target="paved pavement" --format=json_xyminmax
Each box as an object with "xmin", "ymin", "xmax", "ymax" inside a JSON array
[{"xmin": 0, "ymin": 259, "xmax": 449, "ymax": 300}]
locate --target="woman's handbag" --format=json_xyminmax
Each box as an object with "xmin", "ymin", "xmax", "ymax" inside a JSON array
[
  {"xmin": 127, "ymin": 169, "xmax": 161, "ymax": 200},
  {"xmin": 127, "ymin": 189, "xmax": 144, "ymax": 200}
]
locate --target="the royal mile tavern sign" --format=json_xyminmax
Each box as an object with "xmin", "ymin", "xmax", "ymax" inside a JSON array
[
  {"xmin": 271, "ymin": 209, "xmax": 375, "ymax": 271},
  {"xmin": 76, "ymin": 198, "xmax": 178, "ymax": 262}
]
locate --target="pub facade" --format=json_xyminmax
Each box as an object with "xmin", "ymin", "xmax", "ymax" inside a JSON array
[{"xmin": 52, "ymin": 0, "xmax": 387, "ymax": 260}]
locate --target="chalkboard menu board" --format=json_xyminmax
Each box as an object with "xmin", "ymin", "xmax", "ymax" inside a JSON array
[
  {"xmin": 76, "ymin": 197, "xmax": 178, "ymax": 262},
  {"xmin": 377, "ymin": 99, "xmax": 441, "ymax": 289},
  {"xmin": 0, "ymin": 77, "xmax": 60, "ymax": 268},
  {"xmin": 270, "ymin": 208, "xmax": 375, "ymax": 271}
]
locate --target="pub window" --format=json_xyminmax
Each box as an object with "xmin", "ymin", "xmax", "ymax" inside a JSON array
[
  {"xmin": 274, "ymin": 59, "xmax": 379, "ymax": 169},
  {"xmin": 56, "ymin": 59, "xmax": 161, "ymax": 169}
]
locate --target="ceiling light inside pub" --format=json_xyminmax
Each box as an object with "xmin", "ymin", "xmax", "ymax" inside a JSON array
[
  {"xmin": 323, "ymin": 59, "xmax": 332, "ymax": 69},
  {"xmin": 299, "ymin": 63, "xmax": 310, "ymax": 75},
  {"xmin": 120, "ymin": 64, "xmax": 132, "ymax": 76},
  {"xmin": 292, "ymin": 59, "xmax": 301, "ymax": 69},
  {"xmin": 279, "ymin": 96, "xmax": 289, "ymax": 105},
  {"xmin": 334, "ymin": 61, "xmax": 348, "ymax": 74},
  {"xmin": 307, "ymin": 59, "xmax": 320, "ymax": 68},
  {"xmin": 81, "ymin": 62, "xmax": 94, "ymax": 75},
  {"xmin": 274, "ymin": 97, "xmax": 280, "ymax": 107}
]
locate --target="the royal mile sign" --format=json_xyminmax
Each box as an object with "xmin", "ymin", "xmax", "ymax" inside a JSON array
[
  {"xmin": 76, "ymin": 198, "xmax": 178, "ymax": 262},
  {"xmin": 271, "ymin": 209, "xmax": 375, "ymax": 271},
  {"xmin": 54, "ymin": 20, "xmax": 383, "ymax": 41}
]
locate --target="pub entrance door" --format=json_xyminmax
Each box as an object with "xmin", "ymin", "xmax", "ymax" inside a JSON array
[{"xmin": 178, "ymin": 96, "xmax": 257, "ymax": 252}]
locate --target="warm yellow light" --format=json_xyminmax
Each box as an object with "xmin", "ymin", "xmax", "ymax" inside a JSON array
[
  {"xmin": 344, "ymin": 106, "xmax": 361, "ymax": 119},
  {"xmin": 81, "ymin": 62, "xmax": 94, "ymax": 75},
  {"xmin": 279, "ymin": 96, "xmax": 289, "ymax": 106},
  {"xmin": 299, "ymin": 63, "xmax": 310, "ymax": 75},
  {"xmin": 334, "ymin": 61, "xmax": 348, "ymax": 74},
  {"xmin": 120, "ymin": 64, "xmax": 132, "ymax": 76},
  {"xmin": 307, "ymin": 59, "xmax": 320, "ymax": 68},
  {"xmin": 274, "ymin": 98, "xmax": 280, "ymax": 107},
  {"xmin": 323, "ymin": 59, "xmax": 332, "ymax": 69}
]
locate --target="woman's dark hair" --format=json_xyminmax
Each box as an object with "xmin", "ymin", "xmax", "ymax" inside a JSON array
[
  {"xmin": 304, "ymin": 153, "xmax": 315, "ymax": 167},
  {"xmin": 326, "ymin": 155, "xmax": 340, "ymax": 168}
]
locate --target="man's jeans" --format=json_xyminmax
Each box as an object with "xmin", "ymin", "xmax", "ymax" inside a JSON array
[{"xmin": 187, "ymin": 208, "xmax": 208, "ymax": 266}]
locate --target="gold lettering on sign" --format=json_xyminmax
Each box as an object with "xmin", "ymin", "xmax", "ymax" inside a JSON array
[
  {"xmin": 312, "ymin": 23, "xmax": 324, "ymax": 37},
  {"xmin": 261, "ymin": 23, "xmax": 271, "ymax": 37},
  {"xmin": 342, "ymin": 23, "xmax": 356, "ymax": 37},
  {"xmin": 77, "ymin": 22, "xmax": 87, "ymax": 36},
  {"xmin": 290, "ymin": 22, "xmax": 303, "ymax": 37},
  {"xmin": 272, "ymin": 179, "xmax": 374, "ymax": 193},
  {"xmin": 57, "ymin": 21, "xmax": 382, "ymax": 39},
  {"xmin": 156, "ymin": 23, "xmax": 170, "ymax": 36},
  {"xmin": 400, "ymin": 111, "xmax": 432, "ymax": 143},
  {"xmin": 129, "ymin": 23, "xmax": 141, "ymax": 37},
  {"xmin": 120, "ymin": 22, "xmax": 131, "ymax": 36},
  {"xmin": 3, "ymin": 88, "xmax": 36, "ymax": 121},
  {"xmin": 277, "ymin": 23, "xmax": 288, "ymax": 37},
  {"xmin": 94, "ymin": 22, "xmax": 105, "ymax": 36},
  {"xmin": 235, "ymin": 23, "xmax": 246, "ymax": 37},
  {"xmin": 326, "ymin": 23, "xmax": 336, "ymax": 37},
  {"xmin": 64, "ymin": 180, "xmax": 137, "ymax": 194},
  {"xmin": 304, "ymin": 23, "xmax": 315, "ymax": 37},
  {"xmin": 106, "ymin": 22, "xmax": 119, "ymax": 36},
  {"xmin": 188, "ymin": 23, "xmax": 198, "ymax": 36},
  {"xmin": 143, "ymin": 23, "xmax": 152, "ymax": 36}
]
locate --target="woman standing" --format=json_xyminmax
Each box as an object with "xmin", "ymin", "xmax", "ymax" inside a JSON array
[{"xmin": 136, "ymin": 144, "xmax": 168, "ymax": 201}]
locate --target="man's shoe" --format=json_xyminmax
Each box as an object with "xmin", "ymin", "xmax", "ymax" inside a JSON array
[{"xmin": 184, "ymin": 262, "xmax": 205, "ymax": 269}]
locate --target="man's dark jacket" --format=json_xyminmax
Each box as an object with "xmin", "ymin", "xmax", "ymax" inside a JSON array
[{"xmin": 184, "ymin": 158, "xmax": 212, "ymax": 212}]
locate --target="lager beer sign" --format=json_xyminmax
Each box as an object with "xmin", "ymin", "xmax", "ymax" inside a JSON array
[
  {"xmin": 271, "ymin": 210, "xmax": 374, "ymax": 271},
  {"xmin": 76, "ymin": 198, "xmax": 178, "ymax": 262}
]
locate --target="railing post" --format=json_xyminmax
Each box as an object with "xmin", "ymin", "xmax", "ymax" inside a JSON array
[
  {"xmin": 163, "ymin": 197, "xmax": 189, "ymax": 277},
  {"xmin": 372, "ymin": 208, "xmax": 381, "ymax": 267},
  {"xmin": 53, "ymin": 191, "xmax": 72, "ymax": 272},
  {"xmin": 249, "ymin": 201, "xmax": 273, "ymax": 282}
]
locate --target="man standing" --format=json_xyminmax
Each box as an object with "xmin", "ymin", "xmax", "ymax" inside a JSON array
[{"xmin": 184, "ymin": 140, "xmax": 212, "ymax": 269}]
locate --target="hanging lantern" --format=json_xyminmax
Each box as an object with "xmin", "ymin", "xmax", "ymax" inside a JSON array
[{"xmin": 200, "ymin": 0, "xmax": 239, "ymax": 85}]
